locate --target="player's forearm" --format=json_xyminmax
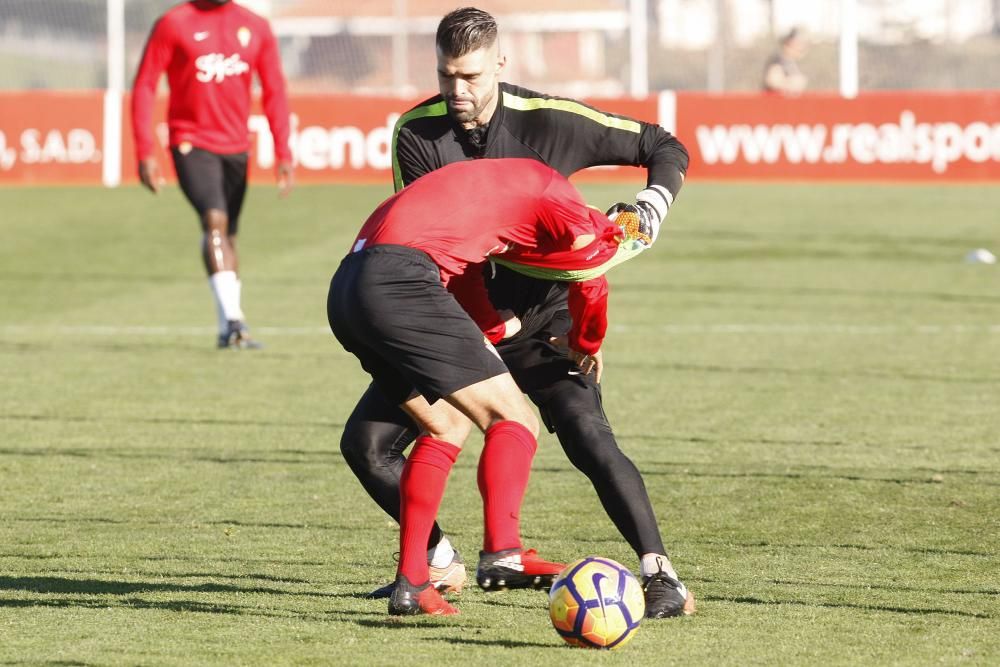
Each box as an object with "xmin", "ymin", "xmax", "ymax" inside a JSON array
[
  {"xmin": 575, "ymin": 112, "xmax": 689, "ymax": 215},
  {"xmin": 262, "ymin": 95, "xmax": 292, "ymax": 163},
  {"xmin": 447, "ymin": 267, "xmax": 506, "ymax": 342},
  {"xmin": 260, "ymin": 84, "xmax": 292, "ymax": 162},
  {"xmin": 567, "ymin": 279, "xmax": 608, "ymax": 356},
  {"xmin": 616, "ymin": 129, "xmax": 688, "ymax": 243},
  {"xmin": 641, "ymin": 129, "xmax": 688, "ymax": 204},
  {"xmin": 130, "ymin": 81, "xmax": 158, "ymax": 161}
]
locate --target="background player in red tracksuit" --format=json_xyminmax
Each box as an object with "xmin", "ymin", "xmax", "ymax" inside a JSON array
[
  {"xmin": 132, "ymin": 0, "xmax": 293, "ymax": 349},
  {"xmin": 327, "ymin": 158, "xmax": 650, "ymax": 616}
]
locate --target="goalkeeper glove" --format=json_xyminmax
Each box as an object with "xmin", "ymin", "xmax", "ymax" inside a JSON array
[
  {"xmin": 606, "ymin": 185, "xmax": 673, "ymax": 247},
  {"xmin": 606, "ymin": 203, "xmax": 651, "ymax": 246}
]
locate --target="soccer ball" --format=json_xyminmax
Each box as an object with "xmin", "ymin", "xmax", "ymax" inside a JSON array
[{"xmin": 548, "ymin": 556, "xmax": 645, "ymax": 650}]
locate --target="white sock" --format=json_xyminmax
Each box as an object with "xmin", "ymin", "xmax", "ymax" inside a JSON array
[
  {"xmin": 235, "ymin": 278, "xmax": 243, "ymax": 318},
  {"xmin": 428, "ymin": 536, "xmax": 456, "ymax": 568},
  {"xmin": 209, "ymin": 271, "xmax": 244, "ymax": 331},
  {"xmin": 210, "ymin": 281, "xmax": 228, "ymax": 334},
  {"xmin": 640, "ymin": 553, "xmax": 678, "ymax": 579}
]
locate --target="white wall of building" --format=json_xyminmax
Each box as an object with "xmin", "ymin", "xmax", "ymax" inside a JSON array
[{"xmin": 657, "ymin": 0, "xmax": 995, "ymax": 48}]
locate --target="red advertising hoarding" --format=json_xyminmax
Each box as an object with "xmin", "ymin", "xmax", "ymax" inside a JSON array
[
  {"xmin": 0, "ymin": 91, "xmax": 106, "ymax": 185},
  {"xmin": 2, "ymin": 90, "xmax": 998, "ymax": 186},
  {"xmin": 116, "ymin": 93, "xmax": 654, "ymax": 185},
  {"xmin": 676, "ymin": 91, "xmax": 1000, "ymax": 181}
]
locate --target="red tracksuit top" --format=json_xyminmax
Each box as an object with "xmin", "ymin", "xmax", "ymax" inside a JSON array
[
  {"xmin": 351, "ymin": 158, "xmax": 626, "ymax": 355},
  {"xmin": 131, "ymin": 0, "xmax": 291, "ymax": 163}
]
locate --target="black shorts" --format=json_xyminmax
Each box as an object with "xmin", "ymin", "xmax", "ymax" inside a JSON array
[
  {"xmin": 327, "ymin": 245, "xmax": 509, "ymax": 405},
  {"xmin": 171, "ymin": 145, "xmax": 249, "ymax": 232}
]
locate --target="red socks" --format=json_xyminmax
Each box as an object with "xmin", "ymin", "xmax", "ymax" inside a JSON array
[
  {"xmin": 397, "ymin": 421, "xmax": 537, "ymax": 582},
  {"xmin": 397, "ymin": 436, "xmax": 460, "ymax": 585},
  {"xmin": 478, "ymin": 420, "xmax": 538, "ymax": 553}
]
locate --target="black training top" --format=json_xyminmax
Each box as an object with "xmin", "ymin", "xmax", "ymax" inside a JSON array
[{"xmin": 390, "ymin": 81, "xmax": 689, "ymax": 339}]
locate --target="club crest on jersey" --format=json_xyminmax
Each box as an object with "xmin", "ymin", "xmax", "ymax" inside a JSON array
[
  {"xmin": 195, "ymin": 53, "xmax": 250, "ymax": 83},
  {"xmin": 237, "ymin": 26, "xmax": 251, "ymax": 47}
]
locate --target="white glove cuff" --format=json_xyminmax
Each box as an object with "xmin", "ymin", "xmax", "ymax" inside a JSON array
[{"xmin": 636, "ymin": 185, "xmax": 673, "ymax": 223}]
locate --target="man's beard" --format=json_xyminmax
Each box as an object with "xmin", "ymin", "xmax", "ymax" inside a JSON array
[
  {"xmin": 448, "ymin": 107, "xmax": 476, "ymax": 124},
  {"xmin": 447, "ymin": 88, "xmax": 494, "ymax": 125}
]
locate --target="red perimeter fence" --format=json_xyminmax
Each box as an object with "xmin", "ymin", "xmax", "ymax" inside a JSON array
[{"xmin": 1, "ymin": 90, "xmax": 998, "ymax": 186}]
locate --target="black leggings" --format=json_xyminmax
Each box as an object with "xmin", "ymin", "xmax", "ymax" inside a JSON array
[{"xmin": 339, "ymin": 329, "xmax": 667, "ymax": 558}]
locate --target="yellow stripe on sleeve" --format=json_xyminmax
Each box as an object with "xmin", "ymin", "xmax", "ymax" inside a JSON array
[{"xmin": 502, "ymin": 92, "xmax": 641, "ymax": 133}]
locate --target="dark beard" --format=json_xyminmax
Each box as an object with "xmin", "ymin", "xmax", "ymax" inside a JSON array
[
  {"xmin": 446, "ymin": 89, "xmax": 493, "ymax": 126},
  {"xmin": 446, "ymin": 103, "xmax": 478, "ymax": 125}
]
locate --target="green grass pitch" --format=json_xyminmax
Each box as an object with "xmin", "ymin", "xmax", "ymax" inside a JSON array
[{"xmin": 1, "ymin": 179, "xmax": 998, "ymax": 665}]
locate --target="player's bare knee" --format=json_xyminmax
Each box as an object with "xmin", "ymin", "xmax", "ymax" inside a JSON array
[
  {"xmin": 203, "ymin": 208, "xmax": 228, "ymax": 233},
  {"xmin": 421, "ymin": 411, "xmax": 472, "ymax": 445},
  {"xmin": 491, "ymin": 390, "xmax": 540, "ymax": 439},
  {"xmin": 204, "ymin": 228, "xmax": 225, "ymax": 246},
  {"xmin": 502, "ymin": 396, "xmax": 540, "ymax": 437},
  {"xmin": 424, "ymin": 426, "xmax": 470, "ymax": 445},
  {"xmin": 521, "ymin": 412, "xmax": 540, "ymax": 438},
  {"xmin": 474, "ymin": 393, "xmax": 540, "ymax": 438}
]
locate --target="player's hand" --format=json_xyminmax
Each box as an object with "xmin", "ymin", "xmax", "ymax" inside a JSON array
[
  {"xmin": 138, "ymin": 157, "xmax": 164, "ymax": 194},
  {"xmin": 569, "ymin": 347, "xmax": 603, "ymax": 383},
  {"xmin": 605, "ymin": 202, "xmax": 655, "ymax": 247},
  {"xmin": 276, "ymin": 161, "xmax": 294, "ymax": 198},
  {"xmin": 498, "ymin": 309, "xmax": 521, "ymax": 339},
  {"xmin": 550, "ymin": 335, "xmax": 603, "ymax": 383},
  {"xmin": 607, "ymin": 185, "xmax": 672, "ymax": 247}
]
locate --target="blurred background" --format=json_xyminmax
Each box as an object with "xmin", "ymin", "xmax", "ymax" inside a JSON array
[
  {"xmin": 2, "ymin": 0, "xmax": 999, "ymax": 97},
  {"xmin": 2, "ymin": 1, "xmax": 997, "ymax": 186}
]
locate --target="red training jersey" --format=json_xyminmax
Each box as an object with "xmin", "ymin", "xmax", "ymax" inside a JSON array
[
  {"xmin": 131, "ymin": 0, "xmax": 291, "ymax": 163},
  {"xmin": 351, "ymin": 158, "xmax": 626, "ymax": 355}
]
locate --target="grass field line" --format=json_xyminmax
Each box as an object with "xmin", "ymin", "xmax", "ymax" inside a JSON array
[{"xmin": 2, "ymin": 323, "xmax": 1000, "ymax": 337}]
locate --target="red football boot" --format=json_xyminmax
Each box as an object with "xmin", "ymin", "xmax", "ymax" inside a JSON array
[{"xmin": 387, "ymin": 575, "xmax": 459, "ymax": 616}]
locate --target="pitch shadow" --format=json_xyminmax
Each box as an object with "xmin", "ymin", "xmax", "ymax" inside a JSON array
[
  {"xmin": 0, "ymin": 413, "xmax": 343, "ymax": 432},
  {"xmin": 430, "ymin": 637, "xmax": 556, "ymax": 649},
  {"xmin": 352, "ymin": 617, "xmax": 461, "ymax": 630},
  {"xmin": 0, "ymin": 575, "xmax": 299, "ymax": 598}
]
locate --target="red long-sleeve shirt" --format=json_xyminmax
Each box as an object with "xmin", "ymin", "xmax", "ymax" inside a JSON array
[
  {"xmin": 351, "ymin": 158, "xmax": 627, "ymax": 355},
  {"xmin": 131, "ymin": 0, "xmax": 291, "ymax": 163}
]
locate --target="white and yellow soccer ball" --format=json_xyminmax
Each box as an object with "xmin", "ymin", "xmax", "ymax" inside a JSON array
[{"xmin": 548, "ymin": 556, "xmax": 645, "ymax": 650}]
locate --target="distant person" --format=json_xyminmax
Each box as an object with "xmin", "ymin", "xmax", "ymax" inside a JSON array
[
  {"xmin": 763, "ymin": 28, "xmax": 808, "ymax": 96},
  {"xmin": 132, "ymin": 0, "xmax": 294, "ymax": 349}
]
